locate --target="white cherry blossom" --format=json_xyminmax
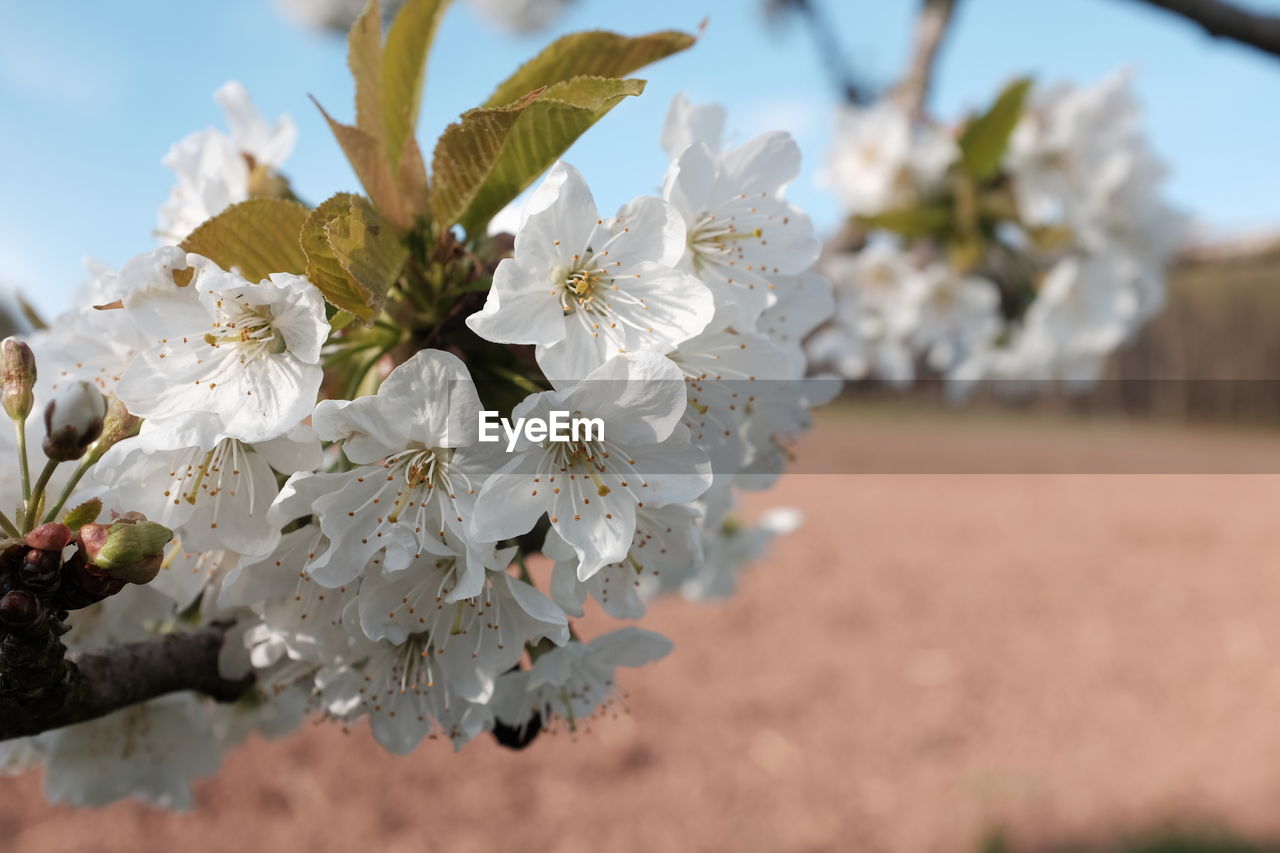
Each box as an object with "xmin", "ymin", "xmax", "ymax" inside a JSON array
[
  {"xmin": 301, "ymin": 349, "xmax": 494, "ymax": 589},
  {"xmin": 356, "ymin": 547, "xmax": 569, "ymax": 703},
  {"xmin": 986, "ymin": 251, "xmax": 1141, "ymax": 386},
  {"xmin": 92, "ymin": 414, "xmax": 321, "ymax": 557},
  {"xmin": 472, "ymin": 351, "xmax": 712, "ymax": 578},
  {"xmin": 756, "ymin": 270, "xmax": 836, "ymax": 356},
  {"xmin": 825, "ymin": 99, "xmax": 957, "ymax": 217},
  {"xmin": 663, "ymin": 132, "xmax": 821, "ymax": 331},
  {"xmin": 314, "ymin": 635, "xmax": 494, "ymax": 754},
  {"xmin": 30, "ymin": 248, "xmax": 187, "ymax": 399},
  {"xmin": 158, "ymin": 81, "xmax": 297, "ymax": 243},
  {"xmin": 467, "ymin": 162, "xmax": 713, "ymax": 381},
  {"xmin": 812, "ymin": 241, "xmax": 926, "ymax": 383},
  {"xmin": 661, "ymin": 92, "xmax": 727, "ymax": 158},
  {"xmin": 670, "ymin": 329, "xmax": 797, "ymax": 473},
  {"xmin": 41, "ymin": 695, "xmax": 220, "ymax": 810},
  {"xmin": 116, "ymin": 254, "xmax": 329, "ymax": 444},
  {"xmin": 911, "ymin": 263, "xmax": 1003, "ymax": 376},
  {"xmin": 493, "ymin": 628, "xmax": 673, "ymax": 733},
  {"xmin": 546, "ymin": 501, "xmax": 703, "ymax": 620},
  {"xmin": 653, "ymin": 507, "xmax": 801, "ymax": 601}
]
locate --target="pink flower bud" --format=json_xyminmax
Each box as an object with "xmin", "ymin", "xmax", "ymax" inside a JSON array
[
  {"xmin": 76, "ymin": 517, "xmax": 172, "ymax": 585},
  {"xmin": 23, "ymin": 522, "xmax": 72, "ymax": 552},
  {"xmin": 89, "ymin": 397, "xmax": 143, "ymax": 461}
]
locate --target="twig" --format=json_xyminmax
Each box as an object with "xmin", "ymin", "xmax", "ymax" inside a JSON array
[
  {"xmin": 1, "ymin": 606, "xmax": 545, "ymax": 749},
  {"xmin": 0, "ymin": 621, "xmax": 251, "ymax": 741},
  {"xmin": 896, "ymin": 0, "xmax": 960, "ymax": 119},
  {"xmin": 1125, "ymin": 0, "xmax": 1280, "ymax": 59},
  {"xmin": 770, "ymin": 0, "xmax": 866, "ymax": 105}
]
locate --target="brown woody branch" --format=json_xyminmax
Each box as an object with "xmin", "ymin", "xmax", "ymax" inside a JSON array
[
  {"xmin": 768, "ymin": 0, "xmax": 867, "ymax": 104},
  {"xmin": 1126, "ymin": 0, "xmax": 1280, "ymax": 59},
  {"xmin": 0, "ymin": 621, "xmax": 251, "ymax": 741},
  {"xmin": 896, "ymin": 0, "xmax": 961, "ymax": 119},
  {"xmin": 0, "ymin": 611, "xmax": 543, "ymax": 749}
]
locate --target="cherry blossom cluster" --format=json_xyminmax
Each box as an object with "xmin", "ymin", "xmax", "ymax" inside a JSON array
[
  {"xmin": 812, "ymin": 71, "xmax": 1184, "ymax": 391},
  {"xmin": 0, "ymin": 85, "xmax": 832, "ymax": 807}
]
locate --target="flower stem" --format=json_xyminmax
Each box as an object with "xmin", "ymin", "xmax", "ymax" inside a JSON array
[
  {"xmin": 0, "ymin": 510, "xmax": 20, "ymax": 539},
  {"xmin": 514, "ymin": 550, "xmax": 534, "ymax": 586},
  {"xmin": 488, "ymin": 364, "xmax": 547, "ymax": 396},
  {"xmin": 44, "ymin": 455, "xmax": 94, "ymax": 525},
  {"xmin": 26, "ymin": 458, "xmax": 60, "ymax": 533},
  {"xmin": 15, "ymin": 418, "xmax": 31, "ymax": 502}
]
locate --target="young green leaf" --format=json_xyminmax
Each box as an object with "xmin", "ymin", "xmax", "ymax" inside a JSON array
[
  {"xmin": 313, "ymin": 98, "xmax": 422, "ymax": 232},
  {"xmin": 179, "ymin": 198, "xmax": 310, "ymax": 282},
  {"xmin": 301, "ymin": 193, "xmax": 409, "ymax": 324},
  {"xmin": 302, "ymin": 195, "xmax": 360, "ymax": 315},
  {"xmin": 428, "ymin": 88, "xmax": 545, "ymax": 231},
  {"xmin": 483, "ymin": 29, "xmax": 694, "ymax": 110},
  {"xmin": 957, "ymin": 76, "xmax": 1032, "ymax": 182},
  {"xmin": 381, "ymin": 0, "xmax": 451, "ymax": 168},
  {"xmin": 431, "ymin": 76, "xmax": 645, "ymax": 235},
  {"xmin": 61, "ymin": 497, "xmax": 102, "ymax": 533},
  {"xmin": 348, "ymin": 0, "xmax": 385, "ymax": 137}
]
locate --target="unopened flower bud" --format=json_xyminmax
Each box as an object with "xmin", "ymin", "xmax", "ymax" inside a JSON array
[
  {"xmin": 42, "ymin": 381, "xmax": 107, "ymax": 461},
  {"xmin": 1, "ymin": 337, "xmax": 36, "ymax": 422},
  {"xmin": 23, "ymin": 522, "xmax": 72, "ymax": 552},
  {"xmin": 77, "ymin": 518, "xmax": 172, "ymax": 585},
  {"xmin": 19, "ymin": 548, "xmax": 62, "ymax": 597},
  {"xmin": 54, "ymin": 555, "xmax": 126, "ymax": 610},
  {"xmin": 0, "ymin": 589, "xmax": 42, "ymax": 629},
  {"xmin": 86, "ymin": 397, "xmax": 142, "ymax": 462}
]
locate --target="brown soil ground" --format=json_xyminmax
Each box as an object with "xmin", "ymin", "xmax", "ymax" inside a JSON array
[{"xmin": 5, "ymin": 407, "xmax": 1280, "ymax": 853}]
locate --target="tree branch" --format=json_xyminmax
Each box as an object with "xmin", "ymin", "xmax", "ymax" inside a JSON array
[
  {"xmin": 896, "ymin": 0, "xmax": 961, "ymax": 119},
  {"xmin": 1, "ymin": 617, "xmax": 545, "ymax": 748},
  {"xmin": 769, "ymin": 0, "xmax": 867, "ymax": 104},
  {"xmin": 0, "ymin": 622, "xmax": 251, "ymax": 741},
  {"xmin": 1125, "ymin": 0, "xmax": 1280, "ymax": 59}
]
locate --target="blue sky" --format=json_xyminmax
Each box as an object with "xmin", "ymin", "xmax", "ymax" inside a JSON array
[{"xmin": 1, "ymin": 0, "xmax": 1278, "ymax": 312}]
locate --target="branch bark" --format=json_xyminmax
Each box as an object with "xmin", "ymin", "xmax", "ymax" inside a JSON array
[
  {"xmin": 770, "ymin": 0, "xmax": 866, "ymax": 105},
  {"xmin": 896, "ymin": 0, "xmax": 960, "ymax": 119},
  {"xmin": 0, "ymin": 622, "xmax": 250, "ymax": 741},
  {"xmin": 1125, "ymin": 0, "xmax": 1280, "ymax": 59}
]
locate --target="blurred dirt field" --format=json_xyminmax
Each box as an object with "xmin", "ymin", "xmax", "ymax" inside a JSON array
[{"xmin": 6, "ymin": 406, "xmax": 1280, "ymax": 852}]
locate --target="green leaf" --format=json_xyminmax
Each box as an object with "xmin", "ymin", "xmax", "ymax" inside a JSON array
[
  {"xmin": 856, "ymin": 204, "xmax": 953, "ymax": 240},
  {"xmin": 483, "ymin": 29, "xmax": 695, "ymax": 110},
  {"xmin": 381, "ymin": 0, "xmax": 450, "ymax": 168},
  {"xmin": 302, "ymin": 193, "xmax": 410, "ymax": 324},
  {"xmin": 180, "ymin": 198, "xmax": 310, "ymax": 281},
  {"xmin": 302, "ymin": 195, "xmax": 364, "ymax": 316},
  {"xmin": 313, "ymin": 98, "xmax": 420, "ymax": 232},
  {"xmin": 957, "ymin": 76, "xmax": 1032, "ymax": 182},
  {"xmin": 431, "ymin": 76, "xmax": 645, "ymax": 234},
  {"xmin": 319, "ymin": 0, "xmax": 430, "ymax": 230},
  {"xmin": 61, "ymin": 498, "xmax": 102, "ymax": 533},
  {"xmin": 428, "ymin": 88, "xmax": 544, "ymax": 231},
  {"xmin": 348, "ymin": 0, "xmax": 385, "ymax": 137}
]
